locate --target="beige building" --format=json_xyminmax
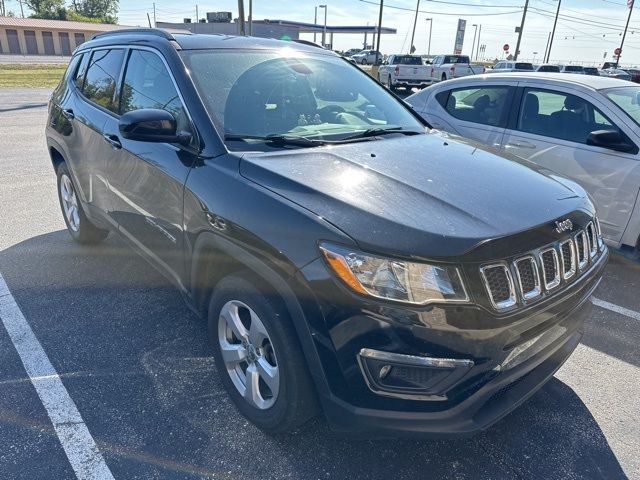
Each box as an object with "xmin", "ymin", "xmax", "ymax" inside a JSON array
[{"xmin": 0, "ymin": 17, "xmax": 126, "ymax": 56}]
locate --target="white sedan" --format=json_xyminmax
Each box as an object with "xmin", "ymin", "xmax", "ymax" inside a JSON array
[{"xmin": 406, "ymin": 73, "xmax": 640, "ymax": 251}]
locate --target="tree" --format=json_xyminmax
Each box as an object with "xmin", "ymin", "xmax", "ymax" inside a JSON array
[
  {"xmin": 24, "ymin": 0, "xmax": 65, "ymax": 18},
  {"xmin": 71, "ymin": 0, "xmax": 119, "ymax": 24}
]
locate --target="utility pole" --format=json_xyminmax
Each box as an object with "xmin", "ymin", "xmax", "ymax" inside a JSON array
[
  {"xmin": 471, "ymin": 24, "xmax": 478, "ymax": 59},
  {"xmin": 545, "ymin": 0, "xmax": 561, "ymax": 63},
  {"xmin": 409, "ymin": 0, "xmax": 420, "ymax": 54},
  {"xmin": 152, "ymin": 3, "xmax": 156, "ymax": 27},
  {"xmin": 18, "ymin": 0, "xmax": 24, "ymax": 17},
  {"xmin": 195, "ymin": 5, "xmax": 198, "ymax": 32},
  {"xmin": 147, "ymin": 12, "xmax": 152, "ymax": 27},
  {"xmin": 514, "ymin": 0, "xmax": 529, "ymax": 61},
  {"xmin": 475, "ymin": 24, "xmax": 482, "ymax": 60},
  {"xmin": 426, "ymin": 18, "xmax": 432, "ymax": 57},
  {"xmin": 237, "ymin": 0, "xmax": 246, "ymax": 36},
  {"xmin": 314, "ymin": 7, "xmax": 318, "ymax": 43},
  {"xmin": 321, "ymin": 5, "xmax": 327, "ymax": 48},
  {"xmin": 615, "ymin": 0, "xmax": 635, "ymax": 68},
  {"xmin": 375, "ymin": 0, "xmax": 384, "ymax": 65},
  {"xmin": 543, "ymin": 31, "xmax": 551, "ymax": 62}
]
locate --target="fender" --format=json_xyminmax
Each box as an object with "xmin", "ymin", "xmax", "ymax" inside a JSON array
[{"xmin": 189, "ymin": 231, "xmax": 333, "ymax": 399}]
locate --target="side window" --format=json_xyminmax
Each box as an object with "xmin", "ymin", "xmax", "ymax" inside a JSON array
[
  {"xmin": 74, "ymin": 53, "xmax": 89, "ymax": 89},
  {"xmin": 444, "ymin": 86, "xmax": 511, "ymax": 127},
  {"xmin": 517, "ymin": 88, "xmax": 621, "ymax": 144},
  {"xmin": 120, "ymin": 49, "xmax": 190, "ymax": 133},
  {"xmin": 82, "ymin": 48, "xmax": 125, "ymax": 113}
]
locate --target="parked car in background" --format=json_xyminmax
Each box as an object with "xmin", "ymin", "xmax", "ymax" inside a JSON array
[
  {"xmin": 489, "ymin": 61, "xmax": 535, "ymax": 73},
  {"xmin": 583, "ymin": 67, "xmax": 601, "ymax": 76},
  {"xmin": 536, "ymin": 64, "xmax": 560, "ymax": 73},
  {"xmin": 602, "ymin": 68, "xmax": 632, "ymax": 81},
  {"xmin": 377, "ymin": 54, "xmax": 431, "ymax": 91},
  {"xmin": 351, "ymin": 49, "xmax": 382, "ymax": 65},
  {"xmin": 406, "ymin": 72, "xmax": 640, "ymax": 251},
  {"xmin": 428, "ymin": 54, "xmax": 485, "ymax": 81},
  {"xmin": 559, "ymin": 65, "xmax": 584, "ymax": 74},
  {"xmin": 624, "ymin": 68, "xmax": 640, "ymax": 83},
  {"xmin": 343, "ymin": 48, "xmax": 362, "ymax": 57},
  {"xmin": 46, "ymin": 29, "xmax": 608, "ymax": 438}
]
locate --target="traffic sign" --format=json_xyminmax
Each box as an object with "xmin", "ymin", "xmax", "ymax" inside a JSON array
[
  {"xmin": 503, "ymin": 44, "xmax": 510, "ymax": 52},
  {"xmin": 614, "ymin": 47, "xmax": 622, "ymax": 56}
]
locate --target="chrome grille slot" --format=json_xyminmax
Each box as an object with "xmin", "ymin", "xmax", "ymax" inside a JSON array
[
  {"xmin": 574, "ymin": 230, "xmax": 589, "ymax": 271},
  {"xmin": 539, "ymin": 247, "xmax": 560, "ymax": 290},
  {"xmin": 586, "ymin": 222, "xmax": 598, "ymax": 258},
  {"xmin": 560, "ymin": 239, "xmax": 576, "ymax": 280},
  {"xmin": 514, "ymin": 256, "xmax": 541, "ymax": 300},
  {"xmin": 480, "ymin": 264, "xmax": 516, "ymax": 310}
]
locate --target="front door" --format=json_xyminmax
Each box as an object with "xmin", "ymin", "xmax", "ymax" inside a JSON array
[
  {"xmin": 105, "ymin": 48, "xmax": 198, "ymax": 284},
  {"xmin": 501, "ymin": 85, "xmax": 640, "ymax": 245}
]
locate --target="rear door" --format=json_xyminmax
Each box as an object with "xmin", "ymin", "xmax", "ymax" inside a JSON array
[
  {"xmin": 501, "ymin": 84, "xmax": 640, "ymax": 244},
  {"xmin": 73, "ymin": 47, "xmax": 127, "ymax": 219},
  {"xmin": 105, "ymin": 47, "xmax": 199, "ymax": 284},
  {"xmin": 422, "ymin": 82, "xmax": 516, "ymax": 148}
]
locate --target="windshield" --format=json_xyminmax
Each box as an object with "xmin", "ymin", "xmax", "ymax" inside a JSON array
[
  {"xmin": 602, "ymin": 86, "xmax": 640, "ymax": 126},
  {"xmin": 180, "ymin": 49, "xmax": 424, "ymax": 149}
]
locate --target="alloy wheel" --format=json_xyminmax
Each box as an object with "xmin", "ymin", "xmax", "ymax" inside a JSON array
[
  {"xmin": 60, "ymin": 174, "xmax": 80, "ymax": 232},
  {"xmin": 218, "ymin": 300, "xmax": 280, "ymax": 409}
]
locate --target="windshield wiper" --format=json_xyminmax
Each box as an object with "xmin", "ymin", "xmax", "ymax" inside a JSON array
[
  {"xmin": 340, "ymin": 127, "xmax": 423, "ymax": 141},
  {"xmin": 224, "ymin": 133, "xmax": 328, "ymax": 147}
]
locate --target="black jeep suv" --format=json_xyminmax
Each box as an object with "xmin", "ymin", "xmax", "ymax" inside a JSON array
[{"xmin": 46, "ymin": 29, "xmax": 608, "ymax": 437}]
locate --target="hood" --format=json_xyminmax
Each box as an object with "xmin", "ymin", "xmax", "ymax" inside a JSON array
[{"xmin": 239, "ymin": 132, "xmax": 592, "ymax": 259}]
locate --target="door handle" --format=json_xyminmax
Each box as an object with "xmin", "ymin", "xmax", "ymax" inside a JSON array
[
  {"xmin": 62, "ymin": 108, "xmax": 74, "ymax": 120},
  {"xmin": 506, "ymin": 141, "xmax": 536, "ymax": 149},
  {"xmin": 102, "ymin": 133, "xmax": 122, "ymax": 149}
]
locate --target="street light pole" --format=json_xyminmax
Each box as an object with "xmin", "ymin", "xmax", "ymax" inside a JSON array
[
  {"xmin": 545, "ymin": 0, "xmax": 561, "ymax": 63},
  {"xmin": 514, "ymin": 0, "xmax": 529, "ymax": 61},
  {"xmin": 319, "ymin": 4, "xmax": 327, "ymax": 48},
  {"xmin": 615, "ymin": 0, "xmax": 635, "ymax": 68},
  {"xmin": 426, "ymin": 18, "xmax": 432, "ymax": 57},
  {"xmin": 471, "ymin": 24, "xmax": 478, "ymax": 60}
]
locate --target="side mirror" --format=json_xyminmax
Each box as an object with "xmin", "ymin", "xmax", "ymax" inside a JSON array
[
  {"xmin": 586, "ymin": 129, "xmax": 637, "ymax": 153},
  {"xmin": 119, "ymin": 109, "xmax": 192, "ymax": 146}
]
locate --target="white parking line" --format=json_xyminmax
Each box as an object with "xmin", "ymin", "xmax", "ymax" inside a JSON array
[
  {"xmin": 0, "ymin": 273, "xmax": 115, "ymax": 480},
  {"xmin": 591, "ymin": 297, "xmax": 640, "ymax": 322}
]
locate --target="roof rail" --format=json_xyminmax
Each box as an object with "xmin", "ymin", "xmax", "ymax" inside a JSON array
[
  {"xmin": 291, "ymin": 39, "xmax": 326, "ymax": 49},
  {"xmin": 91, "ymin": 28, "xmax": 178, "ymax": 41}
]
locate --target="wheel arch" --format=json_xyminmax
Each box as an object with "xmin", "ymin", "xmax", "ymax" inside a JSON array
[{"xmin": 190, "ymin": 231, "xmax": 332, "ymax": 398}]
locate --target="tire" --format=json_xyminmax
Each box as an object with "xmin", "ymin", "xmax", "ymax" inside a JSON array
[
  {"xmin": 361, "ymin": 58, "xmax": 368, "ymax": 65},
  {"xmin": 56, "ymin": 162, "xmax": 109, "ymax": 244},
  {"xmin": 207, "ymin": 274, "xmax": 318, "ymax": 432},
  {"xmin": 388, "ymin": 75, "xmax": 396, "ymax": 92},
  {"xmin": 441, "ymin": 73, "xmax": 447, "ymax": 82}
]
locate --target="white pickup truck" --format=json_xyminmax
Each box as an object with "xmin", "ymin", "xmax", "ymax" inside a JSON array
[
  {"xmin": 377, "ymin": 55, "xmax": 432, "ymax": 91},
  {"xmin": 428, "ymin": 55, "xmax": 485, "ymax": 82}
]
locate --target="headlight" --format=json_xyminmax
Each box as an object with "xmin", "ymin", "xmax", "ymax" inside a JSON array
[{"xmin": 320, "ymin": 243, "xmax": 468, "ymax": 305}]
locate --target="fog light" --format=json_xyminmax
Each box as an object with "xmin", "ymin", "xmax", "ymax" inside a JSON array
[{"xmin": 358, "ymin": 348, "xmax": 473, "ymax": 399}]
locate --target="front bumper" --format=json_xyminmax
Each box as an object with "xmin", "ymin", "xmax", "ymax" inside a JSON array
[{"xmin": 299, "ymin": 245, "xmax": 607, "ymax": 437}]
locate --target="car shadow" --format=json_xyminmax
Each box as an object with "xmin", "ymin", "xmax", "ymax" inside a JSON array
[
  {"xmin": 0, "ymin": 230, "xmax": 629, "ymax": 479},
  {"xmin": 0, "ymin": 103, "xmax": 48, "ymax": 113}
]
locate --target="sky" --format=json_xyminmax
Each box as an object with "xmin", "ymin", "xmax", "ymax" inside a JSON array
[{"xmin": 8, "ymin": 0, "xmax": 640, "ymax": 66}]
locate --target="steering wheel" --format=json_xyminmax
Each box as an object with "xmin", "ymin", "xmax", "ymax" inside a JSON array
[{"xmin": 317, "ymin": 105, "xmax": 346, "ymax": 123}]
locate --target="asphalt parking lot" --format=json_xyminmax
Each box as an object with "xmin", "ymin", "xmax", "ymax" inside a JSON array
[{"xmin": 0, "ymin": 88, "xmax": 639, "ymax": 480}]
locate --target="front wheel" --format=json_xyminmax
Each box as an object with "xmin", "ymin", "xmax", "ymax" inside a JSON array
[
  {"xmin": 388, "ymin": 75, "xmax": 396, "ymax": 92},
  {"xmin": 56, "ymin": 162, "xmax": 108, "ymax": 244},
  {"xmin": 208, "ymin": 274, "xmax": 318, "ymax": 432},
  {"xmin": 441, "ymin": 73, "xmax": 448, "ymax": 81}
]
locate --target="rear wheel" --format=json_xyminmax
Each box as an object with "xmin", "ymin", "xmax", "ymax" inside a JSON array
[
  {"xmin": 361, "ymin": 58, "xmax": 368, "ymax": 65},
  {"xmin": 441, "ymin": 73, "xmax": 447, "ymax": 81},
  {"xmin": 208, "ymin": 274, "xmax": 318, "ymax": 432},
  {"xmin": 56, "ymin": 162, "xmax": 108, "ymax": 244},
  {"xmin": 388, "ymin": 75, "xmax": 396, "ymax": 92}
]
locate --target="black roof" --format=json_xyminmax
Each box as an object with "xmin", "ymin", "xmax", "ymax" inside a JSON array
[{"xmin": 83, "ymin": 28, "xmax": 334, "ymax": 56}]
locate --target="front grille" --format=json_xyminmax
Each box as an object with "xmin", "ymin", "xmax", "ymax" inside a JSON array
[
  {"xmin": 560, "ymin": 240, "xmax": 576, "ymax": 280},
  {"xmin": 480, "ymin": 264, "xmax": 516, "ymax": 309},
  {"xmin": 514, "ymin": 256, "xmax": 541, "ymax": 300},
  {"xmin": 480, "ymin": 220, "xmax": 603, "ymax": 311}
]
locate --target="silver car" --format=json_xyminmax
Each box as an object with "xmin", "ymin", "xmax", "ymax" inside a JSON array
[
  {"xmin": 489, "ymin": 61, "xmax": 535, "ymax": 73},
  {"xmin": 406, "ymin": 73, "xmax": 640, "ymax": 251},
  {"xmin": 351, "ymin": 49, "xmax": 382, "ymax": 65}
]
